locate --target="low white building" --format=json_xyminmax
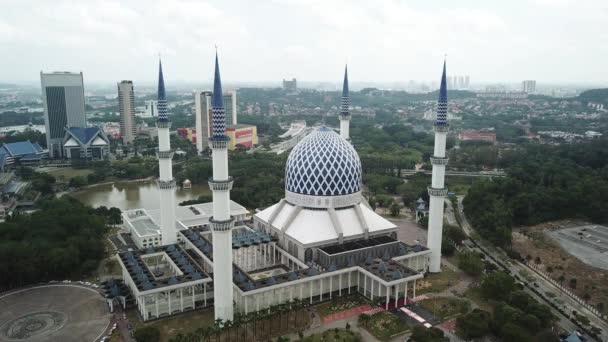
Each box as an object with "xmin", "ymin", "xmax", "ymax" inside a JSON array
[{"xmin": 122, "ymin": 201, "xmax": 250, "ymax": 249}]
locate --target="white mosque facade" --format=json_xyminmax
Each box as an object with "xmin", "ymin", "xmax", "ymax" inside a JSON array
[{"xmin": 117, "ymin": 57, "xmax": 448, "ymax": 322}]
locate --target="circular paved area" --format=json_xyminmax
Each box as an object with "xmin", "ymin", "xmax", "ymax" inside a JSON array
[{"xmin": 0, "ymin": 286, "xmax": 111, "ymax": 342}]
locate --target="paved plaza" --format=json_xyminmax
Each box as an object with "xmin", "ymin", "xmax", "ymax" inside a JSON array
[
  {"xmin": 548, "ymin": 224, "xmax": 608, "ymax": 270},
  {"xmin": 0, "ymin": 285, "xmax": 111, "ymax": 342}
]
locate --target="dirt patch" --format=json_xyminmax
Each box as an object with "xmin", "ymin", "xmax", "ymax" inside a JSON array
[{"xmin": 512, "ymin": 221, "xmax": 608, "ymax": 312}]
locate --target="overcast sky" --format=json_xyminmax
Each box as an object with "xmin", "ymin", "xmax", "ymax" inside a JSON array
[{"xmin": 1, "ymin": 0, "xmax": 607, "ymax": 85}]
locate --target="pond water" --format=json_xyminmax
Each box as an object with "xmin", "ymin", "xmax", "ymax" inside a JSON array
[{"xmin": 69, "ymin": 180, "xmax": 210, "ymax": 210}]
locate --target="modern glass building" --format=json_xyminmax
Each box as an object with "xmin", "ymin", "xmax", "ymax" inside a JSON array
[{"xmin": 40, "ymin": 71, "xmax": 86, "ymax": 158}]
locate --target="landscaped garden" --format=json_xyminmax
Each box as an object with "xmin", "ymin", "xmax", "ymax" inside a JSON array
[
  {"xmin": 315, "ymin": 295, "xmax": 369, "ymax": 317},
  {"xmin": 418, "ymin": 297, "xmax": 471, "ymax": 321},
  {"xmin": 300, "ymin": 328, "xmax": 361, "ymax": 342},
  {"xmin": 359, "ymin": 311, "xmax": 409, "ymax": 341}
]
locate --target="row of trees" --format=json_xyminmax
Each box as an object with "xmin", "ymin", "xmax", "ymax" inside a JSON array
[
  {"xmin": 0, "ymin": 197, "xmax": 117, "ymax": 290},
  {"xmin": 160, "ymin": 299, "xmax": 310, "ymax": 342},
  {"xmin": 463, "ymin": 138, "xmax": 608, "ymax": 247},
  {"xmin": 456, "ymin": 272, "xmax": 557, "ymax": 341}
]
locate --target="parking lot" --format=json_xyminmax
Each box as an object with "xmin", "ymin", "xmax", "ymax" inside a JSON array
[{"xmin": 548, "ymin": 224, "xmax": 608, "ymax": 270}]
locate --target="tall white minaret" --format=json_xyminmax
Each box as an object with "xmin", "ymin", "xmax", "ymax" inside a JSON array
[
  {"xmin": 208, "ymin": 52, "xmax": 234, "ymax": 321},
  {"xmin": 427, "ymin": 60, "xmax": 449, "ymax": 273},
  {"xmin": 156, "ymin": 60, "xmax": 177, "ymax": 246},
  {"xmin": 339, "ymin": 65, "xmax": 350, "ymax": 140}
]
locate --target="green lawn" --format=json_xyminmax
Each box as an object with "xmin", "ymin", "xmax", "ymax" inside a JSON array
[
  {"xmin": 301, "ymin": 329, "xmax": 361, "ymax": 342},
  {"xmin": 364, "ymin": 311, "xmax": 409, "ymax": 341},
  {"xmin": 127, "ymin": 308, "xmax": 215, "ymax": 342},
  {"xmin": 44, "ymin": 167, "xmax": 94, "ymax": 180},
  {"xmin": 315, "ymin": 295, "xmax": 368, "ymax": 317},
  {"xmin": 418, "ymin": 297, "xmax": 471, "ymax": 321},
  {"xmin": 417, "ymin": 268, "xmax": 462, "ymax": 294}
]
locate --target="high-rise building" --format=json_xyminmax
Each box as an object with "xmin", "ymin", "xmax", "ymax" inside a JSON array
[
  {"xmin": 522, "ymin": 80, "xmax": 536, "ymax": 94},
  {"xmin": 40, "ymin": 71, "xmax": 86, "ymax": 158},
  {"xmin": 282, "ymin": 78, "xmax": 297, "ymax": 91},
  {"xmin": 145, "ymin": 100, "xmax": 158, "ymax": 117},
  {"xmin": 194, "ymin": 91, "xmax": 212, "ymax": 153},
  {"xmin": 223, "ymin": 90, "xmax": 237, "ymax": 126},
  {"xmin": 194, "ymin": 90, "xmax": 237, "ymax": 154},
  {"xmin": 118, "ymin": 81, "xmax": 136, "ymax": 144},
  {"xmin": 427, "ymin": 60, "xmax": 449, "ymax": 273},
  {"xmin": 464, "ymin": 75, "xmax": 470, "ymax": 89}
]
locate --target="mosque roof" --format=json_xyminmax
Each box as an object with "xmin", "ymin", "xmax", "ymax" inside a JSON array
[{"xmin": 285, "ymin": 127, "xmax": 361, "ymax": 197}]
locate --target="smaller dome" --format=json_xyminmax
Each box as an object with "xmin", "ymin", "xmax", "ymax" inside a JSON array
[{"xmin": 183, "ymin": 179, "xmax": 191, "ymax": 184}]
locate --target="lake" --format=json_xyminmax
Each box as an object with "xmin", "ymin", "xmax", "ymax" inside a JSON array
[{"xmin": 69, "ymin": 180, "xmax": 211, "ymax": 210}]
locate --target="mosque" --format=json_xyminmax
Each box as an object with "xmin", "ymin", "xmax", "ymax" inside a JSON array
[{"xmin": 116, "ymin": 54, "xmax": 449, "ymax": 323}]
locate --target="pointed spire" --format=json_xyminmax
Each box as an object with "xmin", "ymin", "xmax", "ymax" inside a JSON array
[
  {"xmin": 435, "ymin": 59, "xmax": 448, "ymax": 126},
  {"xmin": 342, "ymin": 65, "xmax": 349, "ymax": 97},
  {"xmin": 340, "ymin": 64, "xmax": 350, "ymax": 117},
  {"xmin": 212, "ymin": 51, "xmax": 224, "ymax": 109},
  {"xmin": 211, "ymin": 50, "xmax": 227, "ymax": 140},
  {"xmin": 157, "ymin": 58, "xmax": 169, "ymax": 122}
]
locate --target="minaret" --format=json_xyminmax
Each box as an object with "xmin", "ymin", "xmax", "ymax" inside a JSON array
[
  {"xmin": 208, "ymin": 52, "xmax": 234, "ymax": 321},
  {"xmin": 156, "ymin": 59, "xmax": 177, "ymax": 246},
  {"xmin": 427, "ymin": 60, "xmax": 449, "ymax": 273},
  {"xmin": 339, "ymin": 65, "xmax": 351, "ymax": 140}
]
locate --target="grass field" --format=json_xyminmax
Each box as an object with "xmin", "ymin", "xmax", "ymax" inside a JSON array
[
  {"xmin": 416, "ymin": 268, "xmax": 461, "ymax": 294},
  {"xmin": 44, "ymin": 167, "xmax": 94, "ymax": 180},
  {"xmin": 418, "ymin": 297, "xmax": 470, "ymax": 321},
  {"xmin": 365, "ymin": 311, "xmax": 409, "ymax": 341},
  {"xmin": 302, "ymin": 329, "xmax": 361, "ymax": 342}
]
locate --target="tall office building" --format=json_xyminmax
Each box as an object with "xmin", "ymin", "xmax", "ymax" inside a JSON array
[
  {"xmin": 282, "ymin": 78, "xmax": 297, "ymax": 91},
  {"xmin": 40, "ymin": 71, "xmax": 86, "ymax": 158},
  {"xmin": 522, "ymin": 80, "xmax": 536, "ymax": 94},
  {"xmin": 194, "ymin": 91, "xmax": 212, "ymax": 153},
  {"xmin": 118, "ymin": 81, "xmax": 137, "ymax": 144},
  {"xmin": 194, "ymin": 90, "xmax": 237, "ymax": 154},
  {"xmin": 145, "ymin": 100, "xmax": 158, "ymax": 117},
  {"xmin": 223, "ymin": 90, "xmax": 237, "ymax": 126}
]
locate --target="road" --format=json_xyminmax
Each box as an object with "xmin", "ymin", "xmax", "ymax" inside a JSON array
[{"xmin": 452, "ymin": 197, "xmax": 608, "ymax": 341}]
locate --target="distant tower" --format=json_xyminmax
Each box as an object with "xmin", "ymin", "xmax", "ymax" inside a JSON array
[
  {"xmin": 40, "ymin": 71, "xmax": 86, "ymax": 158},
  {"xmin": 118, "ymin": 80, "xmax": 136, "ymax": 144},
  {"xmin": 339, "ymin": 65, "xmax": 350, "ymax": 140},
  {"xmin": 427, "ymin": 60, "xmax": 449, "ymax": 273},
  {"xmin": 155, "ymin": 60, "xmax": 177, "ymax": 245},
  {"xmin": 208, "ymin": 52, "xmax": 235, "ymax": 322}
]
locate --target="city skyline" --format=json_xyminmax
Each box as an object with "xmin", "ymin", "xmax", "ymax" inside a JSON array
[{"xmin": 1, "ymin": 0, "xmax": 607, "ymax": 84}]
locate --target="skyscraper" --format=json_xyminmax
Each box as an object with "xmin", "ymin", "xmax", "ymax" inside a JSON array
[
  {"xmin": 155, "ymin": 60, "xmax": 177, "ymax": 246},
  {"xmin": 427, "ymin": 60, "xmax": 449, "ymax": 273},
  {"xmin": 209, "ymin": 51, "xmax": 235, "ymax": 322},
  {"xmin": 145, "ymin": 100, "xmax": 158, "ymax": 118},
  {"xmin": 223, "ymin": 90, "xmax": 237, "ymax": 126},
  {"xmin": 40, "ymin": 71, "xmax": 86, "ymax": 158},
  {"xmin": 118, "ymin": 81, "xmax": 136, "ymax": 144},
  {"xmin": 522, "ymin": 80, "xmax": 536, "ymax": 94},
  {"xmin": 194, "ymin": 91, "xmax": 212, "ymax": 153},
  {"xmin": 194, "ymin": 90, "xmax": 237, "ymax": 154}
]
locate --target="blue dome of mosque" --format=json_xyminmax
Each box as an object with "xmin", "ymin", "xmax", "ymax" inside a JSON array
[{"xmin": 285, "ymin": 127, "xmax": 362, "ymax": 197}]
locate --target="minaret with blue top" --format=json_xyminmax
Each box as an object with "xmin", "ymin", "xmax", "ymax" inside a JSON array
[
  {"xmin": 208, "ymin": 51, "xmax": 235, "ymax": 321},
  {"xmin": 156, "ymin": 59, "xmax": 177, "ymax": 245},
  {"xmin": 339, "ymin": 65, "xmax": 351, "ymax": 140},
  {"xmin": 427, "ymin": 60, "xmax": 449, "ymax": 273}
]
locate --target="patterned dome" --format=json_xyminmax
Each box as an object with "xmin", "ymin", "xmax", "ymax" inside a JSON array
[{"xmin": 285, "ymin": 127, "xmax": 362, "ymax": 197}]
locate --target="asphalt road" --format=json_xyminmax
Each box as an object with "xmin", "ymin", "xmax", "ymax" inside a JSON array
[{"xmin": 453, "ymin": 197, "xmax": 608, "ymax": 341}]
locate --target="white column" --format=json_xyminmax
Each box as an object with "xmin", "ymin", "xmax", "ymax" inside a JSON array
[
  {"xmin": 167, "ymin": 291, "xmax": 172, "ymax": 314},
  {"xmin": 385, "ymin": 286, "xmax": 390, "ymax": 310},
  {"xmin": 180, "ymin": 289, "xmax": 184, "ymax": 312},
  {"xmin": 155, "ymin": 293, "xmax": 159, "ymax": 318},
  {"xmin": 413, "ymin": 279, "xmax": 417, "ymax": 299},
  {"xmin": 204, "ymin": 283, "xmax": 207, "ymax": 307},
  {"xmin": 394, "ymin": 285, "xmax": 399, "ymax": 308},
  {"xmin": 348, "ymin": 272, "xmax": 351, "ymax": 294},
  {"xmin": 364, "ymin": 274, "xmax": 367, "ymax": 297},
  {"xmin": 428, "ymin": 130, "xmax": 448, "ymax": 273},
  {"xmin": 370, "ymin": 279, "xmax": 374, "ymax": 301},
  {"xmin": 340, "ymin": 117, "xmax": 350, "ymax": 140},
  {"xmin": 404, "ymin": 282, "xmax": 408, "ymax": 304},
  {"xmin": 339, "ymin": 274, "xmax": 342, "ymax": 297},
  {"xmin": 329, "ymin": 276, "xmax": 333, "ymax": 299}
]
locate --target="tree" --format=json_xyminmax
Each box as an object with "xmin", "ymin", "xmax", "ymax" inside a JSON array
[
  {"xmin": 410, "ymin": 325, "xmax": 448, "ymax": 342},
  {"xmin": 480, "ymin": 272, "xmax": 516, "ymax": 301},
  {"xmin": 389, "ymin": 202, "xmax": 400, "ymax": 217},
  {"xmin": 456, "ymin": 309, "xmax": 491, "ymax": 339},
  {"xmin": 457, "ymin": 250, "xmax": 484, "ymax": 277},
  {"xmin": 134, "ymin": 326, "xmax": 160, "ymax": 342}
]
